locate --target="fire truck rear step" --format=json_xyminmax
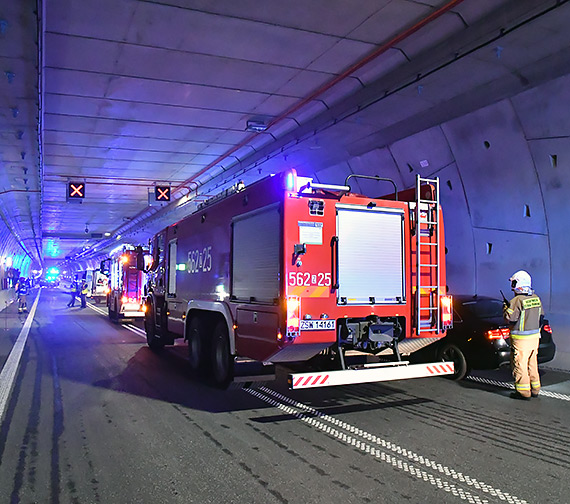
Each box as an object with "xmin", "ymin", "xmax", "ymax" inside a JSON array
[{"xmin": 288, "ymin": 361, "xmax": 455, "ymax": 389}]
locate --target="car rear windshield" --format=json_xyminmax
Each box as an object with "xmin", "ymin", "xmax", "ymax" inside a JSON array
[{"xmin": 461, "ymin": 299, "xmax": 503, "ymax": 319}]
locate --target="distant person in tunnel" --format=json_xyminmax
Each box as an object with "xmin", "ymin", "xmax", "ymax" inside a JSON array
[
  {"xmin": 80, "ymin": 280, "xmax": 89, "ymax": 308},
  {"xmin": 15, "ymin": 277, "xmax": 29, "ymax": 313},
  {"xmin": 503, "ymin": 270, "xmax": 544, "ymax": 400},
  {"xmin": 67, "ymin": 276, "xmax": 79, "ymax": 307}
]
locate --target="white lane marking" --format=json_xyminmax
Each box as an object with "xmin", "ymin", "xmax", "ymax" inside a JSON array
[
  {"xmin": 87, "ymin": 303, "xmax": 146, "ymax": 340},
  {"xmin": 466, "ymin": 375, "xmax": 570, "ymax": 401},
  {"xmin": 246, "ymin": 386, "xmax": 528, "ymax": 504},
  {"xmin": 124, "ymin": 324, "xmax": 147, "ymax": 339},
  {"xmin": 0, "ymin": 290, "xmax": 41, "ymax": 425},
  {"xmin": 87, "ymin": 302, "xmax": 107, "ymax": 316}
]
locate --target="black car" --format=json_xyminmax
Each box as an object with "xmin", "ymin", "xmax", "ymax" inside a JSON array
[{"xmin": 413, "ymin": 295, "xmax": 556, "ymax": 380}]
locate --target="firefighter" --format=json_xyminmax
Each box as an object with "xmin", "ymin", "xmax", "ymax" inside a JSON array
[
  {"xmin": 15, "ymin": 277, "xmax": 29, "ymax": 313},
  {"xmin": 80, "ymin": 280, "xmax": 89, "ymax": 308},
  {"xmin": 503, "ymin": 270, "xmax": 544, "ymax": 400}
]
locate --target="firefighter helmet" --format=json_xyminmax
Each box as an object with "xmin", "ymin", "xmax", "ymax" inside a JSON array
[{"xmin": 510, "ymin": 270, "xmax": 532, "ymax": 294}]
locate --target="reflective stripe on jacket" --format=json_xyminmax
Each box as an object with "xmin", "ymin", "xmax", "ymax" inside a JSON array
[{"xmin": 503, "ymin": 293, "xmax": 544, "ymax": 339}]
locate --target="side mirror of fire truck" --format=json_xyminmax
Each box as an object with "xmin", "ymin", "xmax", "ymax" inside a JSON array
[
  {"xmin": 135, "ymin": 246, "xmax": 146, "ymax": 271},
  {"xmin": 99, "ymin": 259, "xmax": 110, "ymax": 275}
]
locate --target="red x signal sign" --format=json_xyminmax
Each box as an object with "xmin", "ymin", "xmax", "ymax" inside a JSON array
[
  {"xmin": 68, "ymin": 182, "xmax": 85, "ymax": 198},
  {"xmin": 155, "ymin": 186, "xmax": 170, "ymax": 202}
]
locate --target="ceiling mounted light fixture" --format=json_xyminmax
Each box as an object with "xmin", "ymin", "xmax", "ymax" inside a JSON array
[{"xmin": 246, "ymin": 119, "xmax": 268, "ymax": 132}]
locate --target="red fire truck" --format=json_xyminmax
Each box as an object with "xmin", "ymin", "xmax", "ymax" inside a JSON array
[
  {"xmin": 104, "ymin": 246, "xmax": 149, "ymax": 322},
  {"xmin": 141, "ymin": 170, "xmax": 453, "ymax": 388}
]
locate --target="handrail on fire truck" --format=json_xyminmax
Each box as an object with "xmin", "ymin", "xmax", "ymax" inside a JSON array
[
  {"xmin": 344, "ymin": 174, "xmax": 399, "ymax": 201},
  {"xmin": 415, "ymin": 175, "xmax": 441, "ymax": 334}
]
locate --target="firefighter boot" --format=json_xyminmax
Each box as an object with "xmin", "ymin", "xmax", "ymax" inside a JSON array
[{"xmin": 509, "ymin": 391, "xmax": 530, "ymax": 401}]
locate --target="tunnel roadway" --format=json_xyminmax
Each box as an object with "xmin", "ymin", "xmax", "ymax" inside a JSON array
[{"xmin": 1, "ymin": 288, "xmax": 569, "ymax": 504}]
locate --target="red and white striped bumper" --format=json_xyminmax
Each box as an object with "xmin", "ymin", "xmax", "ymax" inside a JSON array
[{"xmin": 288, "ymin": 361, "xmax": 455, "ymax": 390}]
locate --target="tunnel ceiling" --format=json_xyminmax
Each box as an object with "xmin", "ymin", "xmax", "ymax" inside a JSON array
[{"xmin": 0, "ymin": 0, "xmax": 569, "ymax": 267}]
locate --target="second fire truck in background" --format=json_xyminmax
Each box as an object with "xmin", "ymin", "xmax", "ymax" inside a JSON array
[{"xmin": 103, "ymin": 246, "xmax": 149, "ymax": 322}]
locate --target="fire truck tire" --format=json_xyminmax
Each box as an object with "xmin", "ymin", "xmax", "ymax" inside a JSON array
[
  {"xmin": 109, "ymin": 301, "xmax": 120, "ymax": 324},
  {"xmin": 211, "ymin": 321, "xmax": 233, "ymax": 388},
  {"xmin": 145, "ymin": 306, "xmax": 164, "ymax": 351},
  {"xmin": 187, "ymin": 317, "xmax": 205, "ymax": 372},
  {"xmin": 438, "ymin": 343, "xmax": 469, "ymax": 381}
]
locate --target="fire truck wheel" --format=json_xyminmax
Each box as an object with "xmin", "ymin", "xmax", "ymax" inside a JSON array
[
  {"xmin": 438, "ymin": 343, "xmax": 469, "ymax": 381},
  {"xmin": 145, "ymin": 306, "xmax": 164, "ymax": 351},
  {"xmin": 211, "ymin": 321, "xmax": 233, "ymax": 388},
  {"xmin": 110, "ymin": 301, "xmax": 120, "ymax": 324},
  {"xmin": 187, "ymin": 317, "xmax": 205, "ymax": 372}
]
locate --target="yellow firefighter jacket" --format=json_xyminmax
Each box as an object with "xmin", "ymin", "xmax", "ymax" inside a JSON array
[{"xmin": 503, "ymin": 293, "xmax": 544, "ymax": 339}]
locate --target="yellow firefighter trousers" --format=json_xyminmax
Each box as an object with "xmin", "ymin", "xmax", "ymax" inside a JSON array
[{"xmin": 511, "ymin": 337, "xmax": 540, "ymax": 398}]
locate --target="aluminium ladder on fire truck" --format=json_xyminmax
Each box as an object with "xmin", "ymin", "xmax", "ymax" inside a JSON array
[{"xmin": 415, "ymin": 175, "xmax": 442, "ymax": 334}]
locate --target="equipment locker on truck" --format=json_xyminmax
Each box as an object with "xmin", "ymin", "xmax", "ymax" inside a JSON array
[{"xmin": 140, "ymin": 170, "xmax": 453, "ymax": 388}]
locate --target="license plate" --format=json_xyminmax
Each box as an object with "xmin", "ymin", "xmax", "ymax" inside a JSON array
[{"xmin": 300, "ymin": 319, "xmax": 336, "ymax": 331}]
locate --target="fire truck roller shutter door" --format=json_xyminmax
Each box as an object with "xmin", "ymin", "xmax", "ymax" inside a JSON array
[
  {"xmin": 336, "ymin": 205, "xmax": 406, "ymax": 305},
  {"xmin": 232, "ymin": 204, "xmax": 280, "ymax": 303}
]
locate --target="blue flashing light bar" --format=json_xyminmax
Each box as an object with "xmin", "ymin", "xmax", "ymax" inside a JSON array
[{"xmin": 285, "ymin": 169, "xmax": 297, "ymax": 191}]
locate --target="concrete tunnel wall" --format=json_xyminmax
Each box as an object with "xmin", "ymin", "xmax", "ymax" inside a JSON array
[{"xmin": 314, "ymin": 72, "xmax": 570, "ymax": 358}]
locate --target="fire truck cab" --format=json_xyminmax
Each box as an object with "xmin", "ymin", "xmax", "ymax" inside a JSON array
[
  {"xmin": 142, "ymin": 171, "xmax": 453, "ymax": 388},
  {"xmin": 104, "ymin": 246, "xmax": 149, "ymax": 322}
]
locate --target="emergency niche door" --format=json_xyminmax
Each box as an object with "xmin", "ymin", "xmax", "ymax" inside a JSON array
[{"xmin": 336, "ymin": 205, "xmax": 405, "ymax": 304}]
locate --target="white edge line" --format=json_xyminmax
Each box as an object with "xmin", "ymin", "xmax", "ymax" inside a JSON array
[
  {"xmin": 0, "ymin": 290, "xmax": 42, "ymax": 425},
  {"xmin": 466, "ymin": 375, "xmax": 570, "ymax": 401}
]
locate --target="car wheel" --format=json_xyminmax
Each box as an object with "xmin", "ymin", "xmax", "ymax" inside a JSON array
[
  {"xmin": 144, "ymin": 303, "xmax": 164, "ymax": 351},
  {"xmin": 187, "ymin": 316, "xmax": 205, "ymax": 373},
  {"xmin": 210, "ymin": 321, "xmax": 233, "ymax": 388},
  {"xmin": 438, "ymin": 343, "xmax": 469, "ymax": 381}
]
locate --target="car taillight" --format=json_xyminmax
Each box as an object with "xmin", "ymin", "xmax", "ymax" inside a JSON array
[
  {"xmin": 487, "ymin": 328, "xmax": 510, "ymax": 339},
  {"xmin": 441, "ymin": 295, "xmax": 453, "ymax": 329},
  {"xmin": 542, "ymin": 324, "xmax": 552, "ymax": 334},
  {"xmin": 286, "ymin": 295, "xmax": 300, "ymax": 338}
]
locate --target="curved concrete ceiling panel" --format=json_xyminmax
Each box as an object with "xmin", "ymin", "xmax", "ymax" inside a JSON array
[
  {"xmin": 442, "ymin": 100, "xmax": 547, "ymax": 235},
  {"xmin": 435, "ymin": 163, "xmax": 476, "ymax": 296},
  {"xmin": 389, "ymin": 126, "xmax": 454, "ymax": 186},
  {"xmin": 345, "ymin": 148, "xmax": 403, "ymax": 198},
  {"xmin": 511, "ymin": 74, "xmax": 570, "ymax": 316}
]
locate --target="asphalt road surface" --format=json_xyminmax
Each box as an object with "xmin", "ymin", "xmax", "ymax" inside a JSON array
[{"xmin": 1, "ymin": 288, "xmax": 569, "ymax": 504}]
